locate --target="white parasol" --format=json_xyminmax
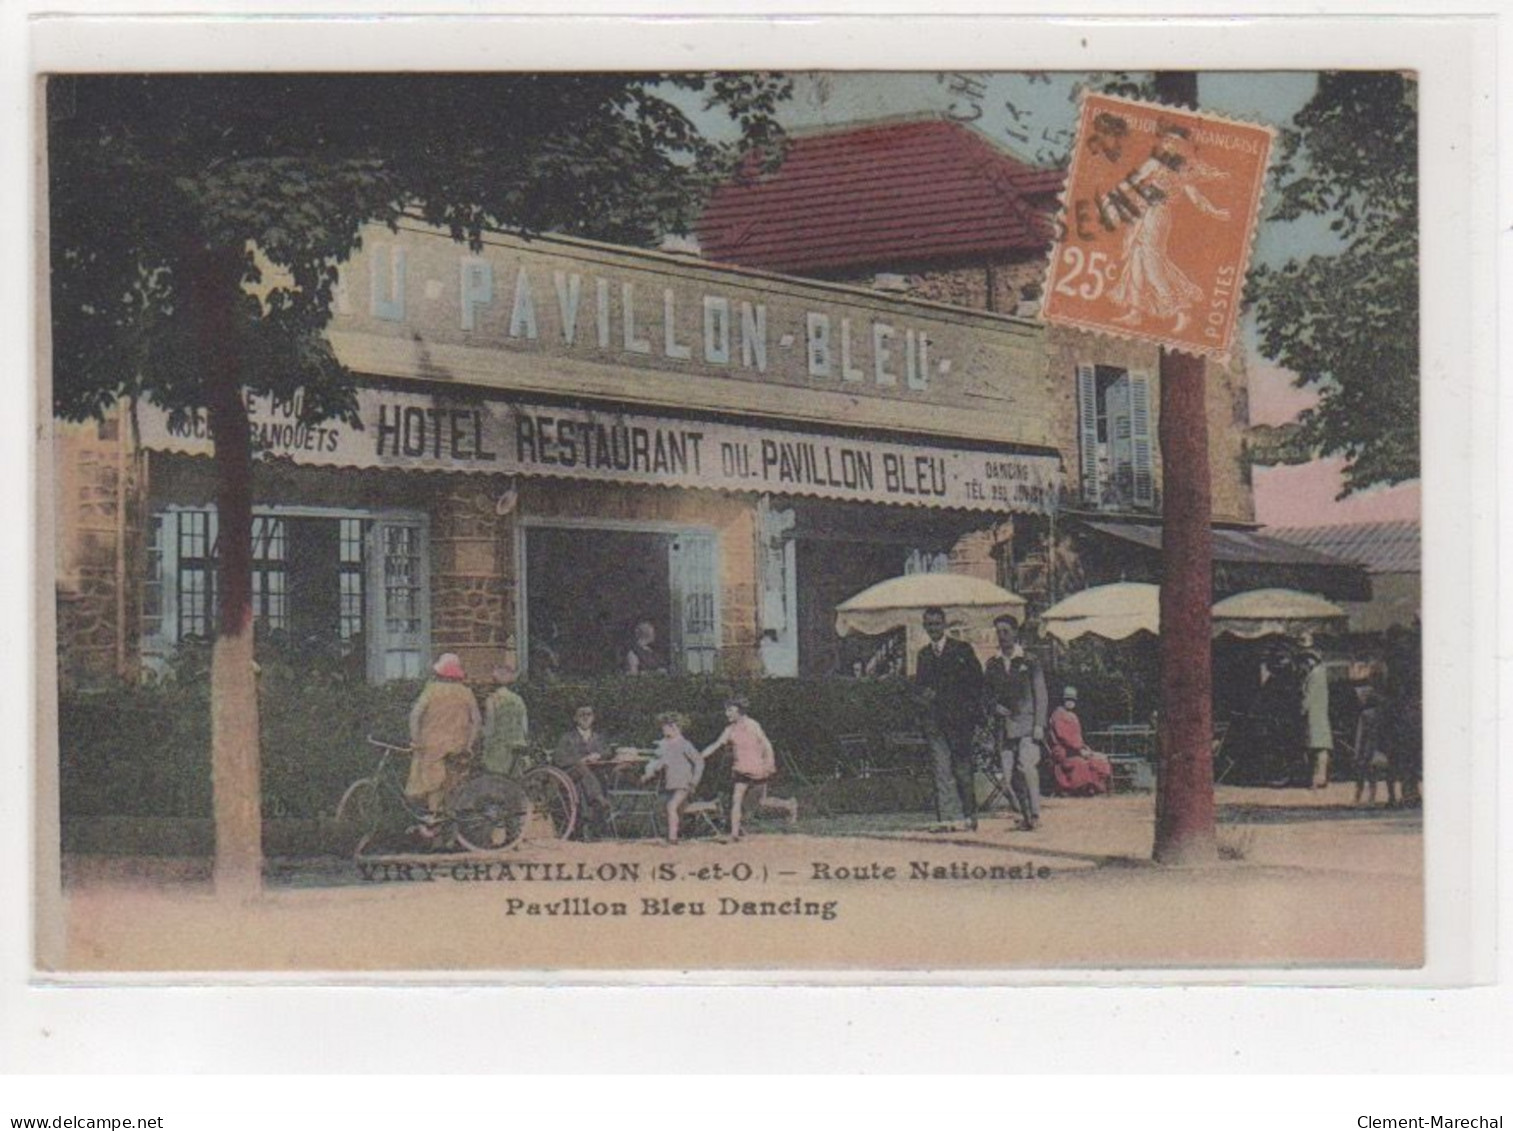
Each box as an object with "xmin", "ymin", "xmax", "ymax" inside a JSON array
[
  {"xmin": 834, "ymin": 573, "xmax": 1027, "ymax": 636},
  {"xmin": 1039, "ymin": 582, "xmax": 1161, "ymax": 642},
  {"xmin": 1210, "ymin": 588, "xmax": 1349, "ymax": 639}
]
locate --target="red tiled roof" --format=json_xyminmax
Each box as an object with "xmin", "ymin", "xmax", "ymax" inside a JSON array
[{"xmin": 695, "ymin": 118, "xmax": 1064, "ymax": 275}]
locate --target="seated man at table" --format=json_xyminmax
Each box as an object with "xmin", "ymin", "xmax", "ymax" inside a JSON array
[
  {"xmin": 554, "ymin": 704, "xmax": 614, "ymax": 835},
  {"xmin": 1046, "ymin": 686, "xmax": 1114, "ymax": 797}
]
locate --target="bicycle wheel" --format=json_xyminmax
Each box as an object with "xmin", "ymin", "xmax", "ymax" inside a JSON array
[
  {"xmin": 450, "ymin": 773, "xmax": 529, "ymax": 853},
  {"xmin": 334, "ymin": 778, "xmax": 382, "ymax": 857},
  {"xmin": 521, "ymin": 764, "xmax": 579, "ymax": 841}
]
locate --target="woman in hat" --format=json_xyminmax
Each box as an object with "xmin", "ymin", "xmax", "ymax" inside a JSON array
[
  {"xmin": 406, "ymin": 653, "xmax": 482, "ymax": 821},
  {"xmin": 1046, "ymin": 686, "xmax": 1114, "ymax": 797}
]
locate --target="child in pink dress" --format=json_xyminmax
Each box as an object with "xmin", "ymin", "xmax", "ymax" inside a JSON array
[{"xmin": 700, "ymin": 697, "xmax": 795, "ymax": 840}]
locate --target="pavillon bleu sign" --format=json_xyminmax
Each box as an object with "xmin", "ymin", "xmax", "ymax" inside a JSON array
[
  {"xmin": 137, "ymin": 388, "xmax": 1062, "ymax": 515},
  {"xmin": 319, "ymin": 221, "xmax": 1060, "ymax": 451}
]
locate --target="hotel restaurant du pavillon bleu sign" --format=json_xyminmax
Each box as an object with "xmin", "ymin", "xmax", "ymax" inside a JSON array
[{"xmin": 138, "ymin": 222, "xmax": 1063, "ymax": 515}]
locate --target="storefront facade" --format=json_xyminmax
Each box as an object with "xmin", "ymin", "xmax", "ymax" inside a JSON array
[{"xmin": 54, "ymin": 218, "xmax": 1254, "ymax": 686}]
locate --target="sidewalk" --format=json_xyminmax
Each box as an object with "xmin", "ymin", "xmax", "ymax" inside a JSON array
[
  {"xmin": 53, "ymin": 782, "xmax": 1423, "ymax": 972},
  {"xmin": 787, "ymin": 781, "xmax": 1422, "ymax": 879}
]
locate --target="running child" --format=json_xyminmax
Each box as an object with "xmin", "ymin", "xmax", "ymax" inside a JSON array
[
  {"xmin": 700, "ymin": 697, "xmax": 796, "ymax": 840},
  {"xmin": 639, "ymin": 712, "xmax": 703, "ymax": 844}
]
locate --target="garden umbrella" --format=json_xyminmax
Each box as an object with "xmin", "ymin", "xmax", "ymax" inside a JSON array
[
  {"xmin": 834, "ymin": 573, "xmax": 1026, "ymax": 636},
  {"xmin": 1210, "ymin": 588, "xmax": 1349, "ymax": 639},
  {"xmin": 1039, "ymin": 582, "xmax": 1161, "ymax": 642}
]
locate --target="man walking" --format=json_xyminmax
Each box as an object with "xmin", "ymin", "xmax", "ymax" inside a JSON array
[
  {"xmin": 914, "ymin": 606, "xmax": 984, "ymax": 833},
  {"xmin": 984, "ymin": 614, "xmax": 1048, "ymax": 831}
]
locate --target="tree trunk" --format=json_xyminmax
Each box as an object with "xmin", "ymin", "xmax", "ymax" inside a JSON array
[
  {"xmin": 1152, "ymin": 72, "xmax": 1218, "ymax": 866},
  {"xmin": 188, "ymin": 246, "xmax": 264, "ymax": 897}
]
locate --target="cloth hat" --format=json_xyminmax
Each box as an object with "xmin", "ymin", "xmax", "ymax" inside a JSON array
[
  {"xmin": 433, "ymin": 653, "xmax": 466, "ymax": 680},
  {"xmin": 1062, "ymin": 686, "xmax": 1078, "ymax": 701}
]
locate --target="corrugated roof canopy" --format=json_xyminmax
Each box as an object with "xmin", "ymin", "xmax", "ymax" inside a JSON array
[
  {"xmin": 1075, "ymin": 519, "xmax": 1374, "ymax": 603},
  {"xmin": 1083, "ymin": 521, "xmax": 1352, "ymax": 568},
  {"xmin": 1264, "ymin": 521, "xmax": 1421, "ymax": 574},
  {"xmin": 696, "ymin": 118, "xmax": 1063, "ymax": 275}
]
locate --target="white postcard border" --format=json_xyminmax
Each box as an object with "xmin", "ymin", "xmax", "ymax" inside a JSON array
[{"xmin": 6, "ymin": 2, "xmax": 1506, "ymax": 1073}]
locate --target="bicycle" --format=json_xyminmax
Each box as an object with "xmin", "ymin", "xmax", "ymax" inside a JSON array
[
  {"xmin": 335, "ymin": 737, "xmax": 578, "ymax": 857},
  {"xmin": 511, "ymin": 746, "xmax": 580, "ymax": 844}
]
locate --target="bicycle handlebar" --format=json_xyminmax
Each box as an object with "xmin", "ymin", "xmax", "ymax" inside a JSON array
[{"xmin": 366, "ymin": 735, "xmax": 413, "ymax": 754}]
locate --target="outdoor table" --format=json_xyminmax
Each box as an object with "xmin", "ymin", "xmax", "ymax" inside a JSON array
[
  {"xmin": 589, "ymin": 750, "xmax": 663, "ymax": 839},
  {"xmin": 877, "ymin": 732, "xmax": 931, "ymax": 777},
  {"xmin": 1086, "ymin": 726, "xmax": 1158, "ymax": 793}
]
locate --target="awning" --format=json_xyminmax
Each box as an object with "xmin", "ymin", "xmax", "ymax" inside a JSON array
[
  {"xmin": 1210, "ymin": 588, "xmax": 1350, "ymax": 639},
  {"xmin": 137, "ymin": 387, "xmax": 1063, "ymax": 516},
  {"xmin": 1075, "ymin": 519, "xmax": 1372, "ymax": 603},
  {"xmin": 1040, "ymin": 582, "xmax": 1160, "ymax": 642},
  {"xmin": 835, "ymin": 573, "xmax": 1027, "ymax": 636}
]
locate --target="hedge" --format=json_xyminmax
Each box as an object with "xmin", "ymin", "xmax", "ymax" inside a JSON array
[
  {"xmin": 58, "ymin": 646, "xmax": 1156, "ymax": 821},
  {"xmin": 59, "ymin": 668, "xmax": 924, "ymax": 821}
]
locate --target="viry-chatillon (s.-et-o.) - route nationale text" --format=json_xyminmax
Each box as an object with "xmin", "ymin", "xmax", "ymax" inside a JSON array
[{"xmin": 354, "ymin": 859, "xmax": 1058, "ymax": 884}]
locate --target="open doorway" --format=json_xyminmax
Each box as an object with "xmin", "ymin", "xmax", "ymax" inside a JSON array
[{"xmin": 524, "ymin": 524, "xmax": 721, "ymax": 678}]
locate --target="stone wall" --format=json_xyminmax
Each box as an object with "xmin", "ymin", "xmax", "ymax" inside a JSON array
[
  {"xmin": 430, "ymin": 479, "xmax": 517, "ymax": 679},
  {"xmin": 826, "ymin": 254, "xmax": 1047, "ymax": 315},
  {"xmin": 53, "ymin": 415, "xmax": 142, "ymax": 688},
  {"xmin": 947, "ymin": 526, "xmax": 1005, "ymax": 584}
]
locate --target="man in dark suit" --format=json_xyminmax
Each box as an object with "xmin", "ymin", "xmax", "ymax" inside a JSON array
[
  {"xmin": 554, "ymin": 704, "xmax": 614, "ymax": 836},
  {"xmin": 915, "ymin": 606, "xmax": 985, "ymax": 832}
]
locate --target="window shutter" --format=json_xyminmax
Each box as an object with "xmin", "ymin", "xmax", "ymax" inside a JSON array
[
  {"xmin": 669, "ymin": 532, "xmax": 719, "ymax": 675},
  {"xmin": 1076, "ymin": 364, "xmax": 1101, "ymax": 505},
  {"xmin": 368, "ymin": 517, "xmax": 430, "ymax": 681},
  {"xmin": 1130, "ymin": 372, "xmax": 1155, "ymax": 507}
]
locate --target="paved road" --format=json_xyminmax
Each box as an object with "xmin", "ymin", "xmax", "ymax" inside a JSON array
[{"xmin": 54, "ymin": 783, "xmax": 1422, "ymax": 971}]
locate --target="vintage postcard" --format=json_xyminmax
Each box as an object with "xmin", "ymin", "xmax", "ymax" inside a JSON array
[{"xmin": 35, "ymin": 44, "xmax": 1455, "ymax": 979}]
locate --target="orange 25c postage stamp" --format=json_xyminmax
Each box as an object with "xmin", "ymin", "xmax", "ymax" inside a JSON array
[{"xmin": 1042, "ymin": 93, "xmax": 1274, "ymax": 359}]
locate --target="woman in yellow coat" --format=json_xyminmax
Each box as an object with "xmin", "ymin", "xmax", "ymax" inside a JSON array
[{"xmin": 406, "ymin": 653, "xmax": 482, "ymax": 816}]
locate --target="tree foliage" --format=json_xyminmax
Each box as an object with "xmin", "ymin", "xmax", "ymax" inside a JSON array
[
  {"xmin": 1249, "ymin": 72, "xmax": 1418, "ymax": 492},
  {"xmin": 47, "ymin": 73, "xmax": 790, "ymax": 888},
  {"xmin": 49, "ymin": 72, "xmax": 791, "ymax": 427}
]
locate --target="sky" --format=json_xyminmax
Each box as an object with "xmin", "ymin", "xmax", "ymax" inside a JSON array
[{"xmin": 676, "ymin": 70, "xmax": 1419, "ymax": 529}]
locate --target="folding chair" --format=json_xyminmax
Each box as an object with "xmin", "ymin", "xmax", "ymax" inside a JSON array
[
  {"xmin": 681, "ymin": 797, "xmax": 724, "ymax": 838},
  {"xmin": 836, "ymin": 733, "xmax": 873, "ymax": 778},
  {"xmin": 974, "ymin": 750, "xmax": 1018, "ymax": 816},
  {"xmin": 779, "ymin": 748, "xmax": 830, "ymax": 819},
  {"xmin": 605, "ymin": 783, "xmax": 664, "ymax": 840},
  {"xmin": 599, "ymin": 761, "xmax": 663, "ymax": 840},
  {"xmin": 969, "ymin": 725, "xmax": 1014, "ymax": 815},
  {"xmin": 1092, "ymin": 724, "xmax": 1158, "ymax": 793},
  {"xmin": 752, "ymin": 786, "xmax": 800, "ymax": 825}
]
